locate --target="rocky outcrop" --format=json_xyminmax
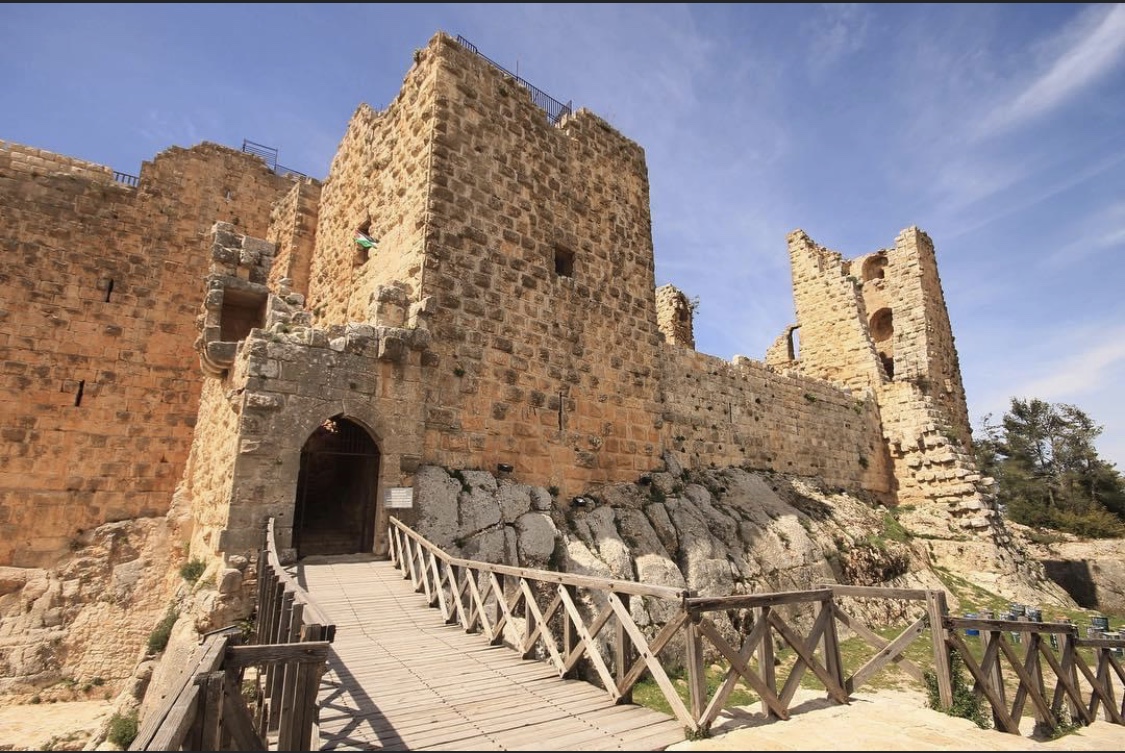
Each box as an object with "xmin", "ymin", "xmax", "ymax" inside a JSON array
[
  {"xmin": 0, "ymin": 518, "xmax": 182, "ymax": 701},
  {"xmin": 411, "ymin": 462, "xmax": 1070, "ymax": 642},
  {"xmin": 1014, "ymin": 526, "xmax": 1125, "ymax": 615}
]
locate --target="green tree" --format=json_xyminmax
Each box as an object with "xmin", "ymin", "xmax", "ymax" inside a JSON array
[{"xmin": 976, "ymin": 398, "xmax": 1125, "ymax": 538}]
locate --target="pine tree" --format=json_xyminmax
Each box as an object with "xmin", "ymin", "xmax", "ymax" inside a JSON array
[{"xmin": 976, "ymin": 398, "xmax": 1125, "ymax": 538}]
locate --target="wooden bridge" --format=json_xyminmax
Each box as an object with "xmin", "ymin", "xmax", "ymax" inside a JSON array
[{"xmin": 131, "ymin": 517, "xmax": 1125, "ymax": 751}]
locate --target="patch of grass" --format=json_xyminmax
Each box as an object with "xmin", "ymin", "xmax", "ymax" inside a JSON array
[
  {"xmin": 179, "ymin": 557, "xmax": 206, "ymax": 584},
  {"xmin": 146, "ymin": 607, "xmax": 179, "ymax": 655},
  {"xmin": 106, "ymin": 709, "xmax": 139, "ymax": 748}
]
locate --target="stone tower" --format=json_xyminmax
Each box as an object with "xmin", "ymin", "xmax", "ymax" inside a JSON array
[{"xmin": 773, "ymin": 227, "xmax": 998, "ymax": 534}]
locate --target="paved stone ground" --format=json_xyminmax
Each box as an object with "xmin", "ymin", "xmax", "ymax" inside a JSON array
[{"xmin": 668, "ymin": 688, "xmax": 1125, "ymax": 751}]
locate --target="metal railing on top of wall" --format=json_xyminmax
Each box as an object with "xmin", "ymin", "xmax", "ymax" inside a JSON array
[{"xmin": 455, "ymin": 35, "xmax": 574, "ymax": 126}]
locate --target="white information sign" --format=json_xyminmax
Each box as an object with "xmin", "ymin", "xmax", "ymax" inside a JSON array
[{"xmin": 385, "ymin": 487, "xmax": 414, "ymax": 509}]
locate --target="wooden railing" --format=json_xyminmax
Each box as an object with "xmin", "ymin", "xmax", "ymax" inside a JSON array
[
  {"xmin": 130, "ymin": 518, "xmax": 334, "ymax": 750},
  {"xmin": 681, "ymin": 585, "xmax": 950, "ymax": 727},
  {"xmin": 387, "ymin": 517, "xmax": 952, "ymax": 733},
  {"xmin": 941, "ymin": 614, "xmax": 1125, "ymax": 734}
]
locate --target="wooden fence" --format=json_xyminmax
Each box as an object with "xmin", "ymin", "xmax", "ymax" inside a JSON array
[
  {"xmin": 942, "ymin": 614, "xmax": 1125, "ymax": 734},
  {"xmin": 389, "ymin": 517, "xmax": 1125, "ymax": 737},
  {"xmin": 130, "ymin": 518, "xmax": 334, "ymax": 751}
]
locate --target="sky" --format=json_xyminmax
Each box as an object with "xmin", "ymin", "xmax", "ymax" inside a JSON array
[{"xmin": 3, "ymin": 3, "xmax": 1124, "ymax": 469}]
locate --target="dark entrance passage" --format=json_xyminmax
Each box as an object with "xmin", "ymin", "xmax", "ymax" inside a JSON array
[{"xmin": 293, "ymin": 416, "xmax": 380, "ymax": 558}]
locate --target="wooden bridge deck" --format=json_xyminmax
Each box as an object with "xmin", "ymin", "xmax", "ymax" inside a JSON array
[{"xmin": 298, "ymin": 557, "xmax": 686, "ymax": 751}]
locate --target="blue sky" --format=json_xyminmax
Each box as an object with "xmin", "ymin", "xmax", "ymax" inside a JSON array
[{"xmin": 3, "ymin": 4, "xmax": 1124, "ymax": 469}]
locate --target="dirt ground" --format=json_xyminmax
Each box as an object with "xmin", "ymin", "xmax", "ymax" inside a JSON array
[
  {"xmin": 669, "ymin": 687, "xmax": 1125, "ymax": 751},
  {"xmin": 0, "ymin": 699, "xmax": 112, "ymax": 751},
  {"xmin": 2, "ymin": 689, "xmax": 1124, "ymax": 751}
]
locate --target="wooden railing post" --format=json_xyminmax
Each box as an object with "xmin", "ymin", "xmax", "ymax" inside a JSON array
[
  {"xmin": 562, "ymin": 584, "xmax": 577, "ymax": 679},
  {"xmin": 820, "ymin": 594, "xmax": 845, "ymax": 696},
  {"xmin": 522, "ymin": 578, "xmax": 535, "ymax": 659},
  {"xmin": 615, "ymin": 593, "xmax": 634, "ymax": 704},
  {"xmin": 985, "ymin": 629, "xmax": 1009, "ymax": 730},
  {"xmin": 927, "ymin": 589, "xmax": 954, "ymax": 709},
  {"xmin": 685, "ymin": 606, "xmax": 707, "ymax": 731},
  {"xmin": 492, "ymin": 573, "xmax": 506, "ymax": 646},
  {"xmin": 758, "ymin": 606, "xmax": 777, "ymax": 718},
  {"xmin": 1060, "ymin": 628, "xmax": 1082, "ymax": 722}
]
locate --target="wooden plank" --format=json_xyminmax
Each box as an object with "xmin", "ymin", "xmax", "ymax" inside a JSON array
[
  {"xmin": 996, "ymin": 629, "xmax": 1057, "ymax": 729},
  {"xmin": 194, "ymin": 672, "xmax": 223, "ymax": 752},
  {"xmin": 826, "ymin": 584, "xmax": 932, "ymax": 600},
  {"xmin": 684, "ymin": 618, "xmax": 707, "ymax": 726},
  {"xmin": 518, "ymin": 579, "xmax": 565, "ymax": 671},
  {"xmin": 821, "ymin": 597, "xmax": 844, "ymax": 696},
  {"xmin": 947, "ymin": 631, "xmax": 1019, "ymax": 734},
  {"xmin": 559, "ymin": 584, "xmax": 618, "ymax": 697},
  {"xmin": 617, "ymin": 610, "xmax": 688, "ymax": 694},
  {"xmin": 565, "ymin": 603, "xmax": 614, "ymax": 674},
  {"xmin": 388, "ymin": 521, "xmax": 686, "ymax": 599},
  {"xmin": 1038, "ymin": 636, "xmax": 1094, "ymax": 725},
  {"xmin": 227, "ymin": 642, "xmax": 330, "ymax": 666},
  {"xmin": 771, "ymin": 606, "xmax": 848, "ymax": 704},
  {"xmin": 697, "ymin": 612, "xmax": 769, "ymax": 729},
  {"xmin": 834, "ymin": 603, "xmax": 924, "ymax": 688},
  {"xmin": 1076, "ymin": 637, "xmax": 1125, "ymax": 649},
  {"xmin": 688, "ymin": 588, "xmax": 832, "ymax": 613},
  {"xmin": 1074, "ymin": 648, "xmax": 1124, "ymax": 723},
  {"xmin": 615, "ymin": 593, "xmax": 634, "ymax": 705},
  {"xmin": 697, "ymin": 616, "xmax": 787, "ymax": 721},
  {"xmin": 948, "ymin": 617, "xmax": 1075, "ymax": 634},
  {"xmin": 607, "ymin": 592, "xmax": 695, "ymax": 729},
  {"xmin": 849, "ymin": 615, "xmax": 927, "ymax": 691},
  {"xmin": 756, "ymin": 606, "xmax": 776, "ymax": 718},
  {"xmin": 146, "ymin": 687, "xmax": 200, "ymax": 751},
  {"xmin": 221, "ymin": 667, "xmax": 268, "ymax": 751},
  {"xmin": 927, "ymin": 589, "xmax": 954, "ymax": 709}
]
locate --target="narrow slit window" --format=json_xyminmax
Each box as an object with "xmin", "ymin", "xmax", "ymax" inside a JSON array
[
  {"xmin": 75, "ymin": 380, "xmax": 85, "ymax": 407},
  {"xmin": 554, "ymin": 247, "xmax": 574, "ymax": 278},
  {"xmin": 104, "ymin": 279, "xmax": 114, "ymax": 303}
]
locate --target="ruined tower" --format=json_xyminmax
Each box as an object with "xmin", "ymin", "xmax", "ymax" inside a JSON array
[{"xmin": 771, "ymin": 227, "xmax": 997, "ymax": 533}]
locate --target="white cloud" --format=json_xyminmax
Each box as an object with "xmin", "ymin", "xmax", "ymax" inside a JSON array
[
  {"xmin": 978, "ymin": 4, "xmax": 1125, "ymax": 136},
  {"xmin": 1008, "ymin": 330, "xmax": 1125, "ymax": 402},
  {"xmin": 1043, "ymin": 199, "xmax": 1125, "ymax": 268}
]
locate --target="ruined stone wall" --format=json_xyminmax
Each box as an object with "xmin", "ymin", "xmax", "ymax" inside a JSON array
[
  {"xmin": 266, "ymin": 181, "xmax": 321, "ymax": 298},
  {"xmin": 785, "ymin": 230, "xmax": 883, "ymax": 393},
  {"xmin": 308, "ymin": 58, "xmax": 438, "ymax": 327},
  {"xmin": 0, "ymin": 140, "xmax": 296, "ymax": 567},
  {"xmin": 415, "ymin": 35, "xmax": 663, "ymax": 496},
  {"xmin": 888, "ymin": 228, "xmax": 972, "ymax": 446},
  {"xmin": 656, "ymin": 284, "xmax": 695, "ymax": 349},
  {"xmin": 660, "ymin": 350, "xmax": 892, "ymax": 495}
]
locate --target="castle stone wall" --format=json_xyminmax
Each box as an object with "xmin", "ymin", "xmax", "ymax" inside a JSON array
[
  {"xmin": 660, "ymin": 349, "xmax": 892, "ymax": 494},
  {"xmin": 0, "ymin": 140, "xmax": 297, "ymax": 566},
  {"xmin": 414, "ymin": 35, "xmax": 664, "ymax": 495},
  {"xmin": 267, "ymin": 181, "xmax": 321, "ymax": 297},
  {"xmin": 308, "ymin": 56, "xmax": 438, "ymax": 327}
]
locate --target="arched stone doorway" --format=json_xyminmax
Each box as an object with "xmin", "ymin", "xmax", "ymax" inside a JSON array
[{"xmin": 293, "ymin": 416, "xmax": 380, "ymax": 558}]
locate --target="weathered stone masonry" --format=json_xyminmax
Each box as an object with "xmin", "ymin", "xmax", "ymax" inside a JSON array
[{"xmin": 2, "ymin": 31, "xmax": 997, "ymax": 576}]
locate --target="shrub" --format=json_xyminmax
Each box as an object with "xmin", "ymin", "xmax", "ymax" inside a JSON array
[
  {"xmin": 106, "ymin": 709, "xmax": 139, "ymax": 748},
  {"xmin": 146, "ymin": 608, "xmax": 179, "ymax": 655},
  {"xmin": 179, "ymin": 557, "xmax": 206, "ymax": 584},
  {"xmin": 925, "ymin": 649, "xmax": 990, "ymax": 729}
]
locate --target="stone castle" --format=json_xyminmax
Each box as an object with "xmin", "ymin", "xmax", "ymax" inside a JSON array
[{"xmin": 0, "ymin": 31, "xmax": 1002, "ymax": 582}]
